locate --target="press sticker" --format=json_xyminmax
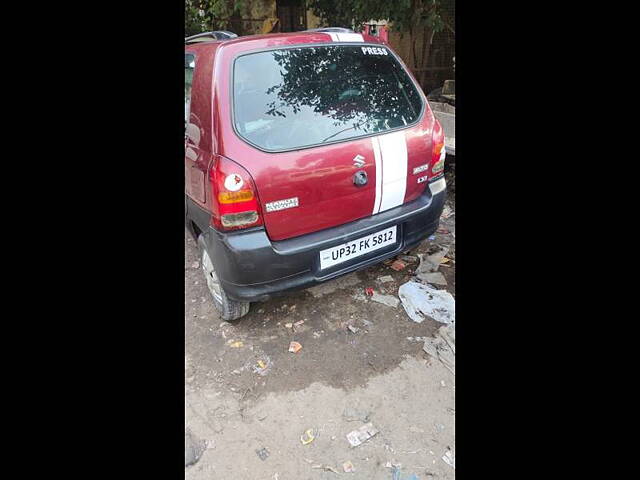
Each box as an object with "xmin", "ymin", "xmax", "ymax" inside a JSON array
[
  {"xmin": 361, "ymin": 46, "xmax": 388, "ymax": 56},
  {"xmin": 224, "ymin": 174, "xmax": 244, "ymax": 191}
]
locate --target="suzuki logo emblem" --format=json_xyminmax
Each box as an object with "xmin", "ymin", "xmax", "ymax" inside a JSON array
[{"xmin": 353, "ymin": 154, "xmax": 365, "ymax": 167}]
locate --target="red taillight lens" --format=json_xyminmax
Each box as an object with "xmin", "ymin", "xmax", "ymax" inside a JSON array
[
  {"xmin": 209, "ymin": 156, "xmax": 263, "ymax": 231},
  {"xmin": 431, "ymin": 119, "xmax": 446, "ymax": 176}
]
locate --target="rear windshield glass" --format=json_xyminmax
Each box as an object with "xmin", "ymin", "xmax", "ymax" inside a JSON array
[{"xmin": 233, "ymin": 45, "xmax": 423, "ymax": 151}]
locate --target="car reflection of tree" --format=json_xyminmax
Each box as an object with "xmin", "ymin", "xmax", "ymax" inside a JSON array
[{"xmin": 262, "ymin": 46, "xmax": 421, "ymax": 137}]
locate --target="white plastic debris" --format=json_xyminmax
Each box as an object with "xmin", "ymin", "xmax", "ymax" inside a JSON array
[
  {"xmin": 343, "ymin": 460, "xmax": 355, "ymax": 473},
  {"xmin": 441, "ymin": 205, "xmax": 454, "ymax": 219},
  {"xmin": 442, "ymin": 448, "xmax": 455, "ymax": 469},
  {"xmin": 416, "ymin": 247, "xmax": 449, "ymax": 274},
  {"xmin": 346, "ymin": 422, "xmax": 379, "ymax": 447},
  {"xmin": 370, "ymin": 292, "xmax": 400, "ymax": 308},
  {"xmin": 398, "ymin": 281, "xmax": 455, "ymax": 324},
  {"xmin": 416, "ymin": 271, "xmax": 448, "ymax": 286},
  {"xmin": 423, "ymin": 325, "xmax": 455, "ymax": 375}
]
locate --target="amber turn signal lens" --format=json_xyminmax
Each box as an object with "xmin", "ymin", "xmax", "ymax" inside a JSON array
[
  {"xmin": 218, "ymin": 190, "xmax": 254, "ymax": 204},
  {"xmin": 433, "ymin": 141, "xmax": 445, "ymax": 157}
]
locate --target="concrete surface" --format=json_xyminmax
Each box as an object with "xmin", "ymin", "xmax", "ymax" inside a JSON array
[{"xmin": 185, "ymin": 199, "xmax": 456, "ymax": 479}]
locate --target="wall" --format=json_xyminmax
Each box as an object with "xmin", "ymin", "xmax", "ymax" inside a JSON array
[{"xmin": 388, "ymin": 27, "xmax": 454, "ymax": 94}]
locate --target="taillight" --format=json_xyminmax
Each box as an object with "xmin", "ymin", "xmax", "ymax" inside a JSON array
[
  {"xmin": 209, "ymin": 156, "xmax": 263, "ymax": 231},
  {"xmin": 431, "ymin": 120, "xmax": 446, "ymax": 177}
]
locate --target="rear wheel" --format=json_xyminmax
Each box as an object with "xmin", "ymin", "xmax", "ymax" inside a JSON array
[{"xmin": 199, "ymin": 238, "xmax": 250, "ymax": 321}]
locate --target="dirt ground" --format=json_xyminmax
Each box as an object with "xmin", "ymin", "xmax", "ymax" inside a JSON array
[{"xmin": 185, "ymin": 172, "xmax": 456, "ymax": 479}]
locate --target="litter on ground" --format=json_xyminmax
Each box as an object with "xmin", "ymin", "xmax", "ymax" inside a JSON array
[
  {"xmin": 416, "ymin": 271, "xmax": 448, "ymax": 286},
  {"xmin": 343, "ymin": 460, "xmax": 355, "ymax": 473},
  {"xmin": 370, "ymin": 292, "xmax": 400, "ymax": 308},
  {"xmin": 252, "ymin": 357, "xmax": 272, "ymax": 376},
  {"xmin": 312, "ymin": 464, "xmax": 339, "ymax": 473},
  {"xmin": 390, "ymin": 260, "xmax": 407, "ymax": 271},
  {"xmin": 442, "ymin": 447, "xmax": 455, "ymax": 469},
  {"xmin": 422, "ymin": 324, "xmax": 455, "ymax": 375},
  {"xmin": 300, "ymin": 429, "xmax": 316, "ymax": 445},
  {"xmin": 346, "ymin": 422, "xmax": 379, "ymax": 447},
  {"xmin": 392, "ymin": 467, "xmax": 420, "ymax": 480},
  {"xmin": 398, "ymin": 281, "xmax": 455, "ymax": 324},
  {"xmin": 256, "ymin": 447, "xmax": 270, "ymax": 461},
  {"xmin": 441, "ymin": 204, "xmax": 454, "ymax": 219},
  {"xmin": 378, "ymin": 275, "xmax": 395, "ymax": 283},
  {"xmin": 416, "ymin": 247, "xmax": 450, "ymax": 274},
  {"xmin": 288, "ymin": 341, "xmax": 302, "ymax": 353}
]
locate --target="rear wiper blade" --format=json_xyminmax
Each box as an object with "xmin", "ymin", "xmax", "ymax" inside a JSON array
[{"xmin": 321, "ymin": 121, "xmax": 366, "ymax": 143}]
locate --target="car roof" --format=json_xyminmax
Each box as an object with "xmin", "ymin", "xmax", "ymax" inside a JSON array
[{"xmin": 185, "ymin": 30, "xmax": 383, "ymax": 54}]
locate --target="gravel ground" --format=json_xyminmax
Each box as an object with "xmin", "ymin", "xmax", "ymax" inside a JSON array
[{"xmin": 185, "ymin": 182, "xmax": 456, "ymax": 479}]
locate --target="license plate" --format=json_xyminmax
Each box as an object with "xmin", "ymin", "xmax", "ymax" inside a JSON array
[{"xmin": 319, "ymin": 226, "xmax": 397, "ymax": 270}]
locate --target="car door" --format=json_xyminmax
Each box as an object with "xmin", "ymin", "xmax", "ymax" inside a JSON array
[{"xmin": 184, "ymin": 53, "xmax": 207, "ymax": 204}]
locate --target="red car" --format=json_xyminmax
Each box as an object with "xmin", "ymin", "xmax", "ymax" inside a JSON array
[{"xmin": 185, "ymin": 28, "xmax": 447, "ymax": 320}]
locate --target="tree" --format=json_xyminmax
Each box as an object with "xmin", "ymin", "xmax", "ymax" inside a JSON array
[
  {"xmin": 307, "ymin": 0, "xmax": 454, "ymax": 89},
  {"xmin": 185, "ymin": 0, "xmax": 246, "ymax": 37}
]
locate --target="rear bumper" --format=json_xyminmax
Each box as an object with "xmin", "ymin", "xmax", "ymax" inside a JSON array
[{"xmin": 202, "ymin": 179, "xmax": 446, "ymax": 302}]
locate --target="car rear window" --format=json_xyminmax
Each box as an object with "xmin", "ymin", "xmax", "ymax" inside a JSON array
[{"xmin": 233, "ymin": 45, "xmax": 423, "ymax": 151}]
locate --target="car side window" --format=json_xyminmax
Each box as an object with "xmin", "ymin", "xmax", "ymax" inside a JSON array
[{"xmin": 185, "ymin": 54, "xmax": 195, "ymax": 126}]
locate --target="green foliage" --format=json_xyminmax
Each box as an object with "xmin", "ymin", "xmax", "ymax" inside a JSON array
[
  {"xmin": 306, "ymin": 0, "xmax": 356, "ymax": 28},
  {"xmin": 307, "ymin": 0, "xmax": 452, "ymax": 34},
  {"xmin": 185, "ymin": 0, "xmax": 245, "ymax": 36},
  {"xmin": 307, "ymin": 0, "xmax": 454, "ymax": 88}
]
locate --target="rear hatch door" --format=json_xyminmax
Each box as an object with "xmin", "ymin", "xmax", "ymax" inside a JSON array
[{"xmin": 228, "ymin": 42, "xmax": 433, "ymax": 241}]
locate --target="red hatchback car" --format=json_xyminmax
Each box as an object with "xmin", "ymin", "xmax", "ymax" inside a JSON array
[{"xmin": 185, "ymin": 28, "xmax": 447, "ymax": 320}]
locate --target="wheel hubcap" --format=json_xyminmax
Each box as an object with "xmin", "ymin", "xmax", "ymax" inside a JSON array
[{"xmin": 202, "ymin": 250, "xmax": 222, "ymax": 303}]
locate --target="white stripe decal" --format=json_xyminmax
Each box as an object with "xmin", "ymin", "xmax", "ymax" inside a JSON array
[
  {"xmin": 326, "ymin": 33, "xmax": 364, "ymax": 42},
  {"xmin": 377, "ymin": 131, "xmax": 408, "ymax": 212},
  {"xmin": 337, "ymin": 33, "xmax": 364, "ymax": 42},
  {"xmin": 371, "ymin": 136, "xmax": 383, "ymax": 215}
]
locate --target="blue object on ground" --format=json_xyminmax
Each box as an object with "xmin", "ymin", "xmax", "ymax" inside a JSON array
[{"xmin": 392, "ymin": 467, "xmax": 419, "ymax": 480}]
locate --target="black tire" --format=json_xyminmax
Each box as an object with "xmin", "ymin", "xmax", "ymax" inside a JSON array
[
  {"xmin": 197, "ymin": 234, "xmax": 250, "ymax": 321},
  {"xmin": 212, "ymin": 277, "xmax": 250, "ymax": 321}
]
